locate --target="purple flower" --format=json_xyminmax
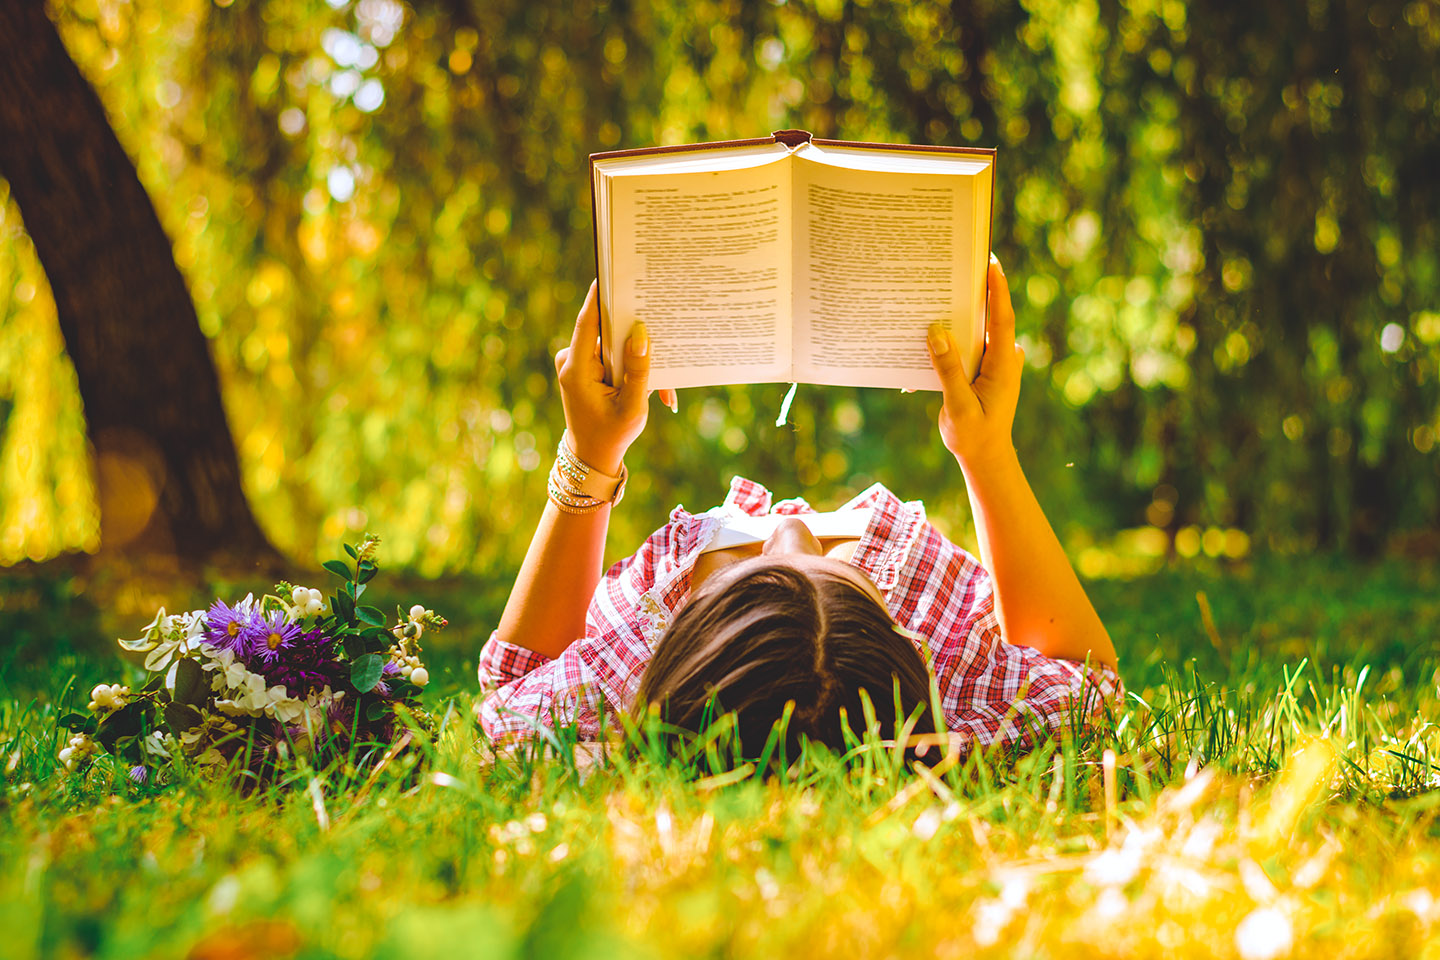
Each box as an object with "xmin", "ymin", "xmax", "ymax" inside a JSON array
[
  {"xmin": 128, "ymin": 765, "xmax": 149, "ymax": 784},
  {"xmin": 372, "ymin": 660, "xmax": 403, "ymax": 698},
  {"xmin": 205, "ymin": 600, "xmax": 253, "ymax": 653},
  {"xmin": 258, "ymin": 628, "xmax": 345, "ymax": 695},
  {"xmin": 245, "ymin": 612, "xmax": 304, "ymax": 669}
]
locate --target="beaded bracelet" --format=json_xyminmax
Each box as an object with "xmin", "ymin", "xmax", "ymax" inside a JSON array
[{"xmin": 547, "ymin": 435, "xmax": 627, "ymax": 515}]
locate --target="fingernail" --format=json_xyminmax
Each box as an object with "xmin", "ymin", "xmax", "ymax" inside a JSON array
[
  {"xmin": 928, "ymin": 323, "xmax": 949, "ymax": 356},
  {"xmin": 668, "ymin": 395, "xmax": 678, "ymax": 414},
  {"xmin": 990, "ymin": 252, "xmax": 1004, "ymax": 276},
  {"xmin": 629, "ymin": 323, "xmax": 649, "ymax": 357}
]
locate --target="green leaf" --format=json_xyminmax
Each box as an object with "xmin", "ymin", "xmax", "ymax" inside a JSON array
[
  {"xmin": 351, "ymin": 653, "xmax": 384, "ymax": 693},
  {"xmin": 356, "ymin": 605, "xmax": 386, "ymax": 627},
  {"xmin": 58, "ymin": 712, "xmax": 90, "ymax": 731},
  {"xmin": 323, "ymin": 559, "xmax": 352, "ymax": 580},
  {"xmin": 95, "ymin": 702, "xmax": 145, "ymax": 750},
  {"xmin": 344, "ymin": 542, "xmax": 358, "ymax": 560},
  {"xmin": 162, "ymin": 702, "xmax": 203, "ymax": 734},
  {"xmin": 360, "ymin": 626, "xmax": 391, "ymax": 642},
  {"xmin": 333, "ymin": 589, "xmax": 356, "ymax": 623},
  {"xmin": 352, "ymin": 582, "xmax": 366, "ymax": 601},
  {"xmin": 358, "ymin": 562, "xmax": 379, "ymax": 584},
  {"xmin": 340, "ymin": 634, "xmax": 366, "ymax": 659},
  {"xmin": 171, "ymin": 657, "xmax": 207, "ymax": 706},
  {"xmin": 365, "ymin": 699, "xmax": 390, "ymax": 722},
  {"xmin": 113, "ymin": 735, "xmax": 145, "ymax": 765}
]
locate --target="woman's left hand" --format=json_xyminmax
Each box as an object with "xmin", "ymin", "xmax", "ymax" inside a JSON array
[{"xmin": 553, "ymin": 281, "xmax": 671, "ymax": 475}]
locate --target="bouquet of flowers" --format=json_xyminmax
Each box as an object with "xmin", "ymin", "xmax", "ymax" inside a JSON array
[{"xmin": 57, "ymin": 535, "xmax": 445, "ymax": 785}]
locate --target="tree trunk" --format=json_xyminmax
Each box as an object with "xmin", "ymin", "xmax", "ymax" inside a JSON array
[{"xmin": 0, "ymin": 0, "xmax": 280, "ymax": 571}]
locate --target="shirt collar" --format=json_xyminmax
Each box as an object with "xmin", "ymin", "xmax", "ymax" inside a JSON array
[{"xmin": 718, "ymin": 477, "xmax": 923, "ymax": 594}]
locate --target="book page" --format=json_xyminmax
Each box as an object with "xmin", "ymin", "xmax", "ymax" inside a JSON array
[
  {"xmin": 606, "ymin": 163, "xmax": 792, "ymax": 390},
  {"xmin": 791, "ymin": 154, "xmax": 989, "ymax": 390}
]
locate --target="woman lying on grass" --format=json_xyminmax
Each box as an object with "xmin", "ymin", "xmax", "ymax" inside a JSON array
[{"xmin": 477, "ymin": 256, "xmax": 1120, "ymax": 758}]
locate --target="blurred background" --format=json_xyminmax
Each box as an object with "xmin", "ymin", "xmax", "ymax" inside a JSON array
[{"xmin": 1, "ymin": 0, "xmax": 1438, "ymax": 596}]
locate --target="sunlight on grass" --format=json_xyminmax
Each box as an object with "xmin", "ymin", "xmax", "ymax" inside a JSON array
[{"xmin": 3, "ymin": 560, "xmax": 1440, "ymax": 957}]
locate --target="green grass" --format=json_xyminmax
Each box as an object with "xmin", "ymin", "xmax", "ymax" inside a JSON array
[{"xmin": 3, "ymin": 556, "xmax": 1440, "ymax": 959}]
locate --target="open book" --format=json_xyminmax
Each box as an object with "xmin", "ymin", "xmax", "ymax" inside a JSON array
[{"xmin": 591, "ymin": 130, "xmax": 995, "ymax": 392}]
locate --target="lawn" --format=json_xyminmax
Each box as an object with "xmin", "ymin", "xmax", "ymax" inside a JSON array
[{"xmin": 2, "ymin": 556, "xmax": 1439, "ymax": 959}]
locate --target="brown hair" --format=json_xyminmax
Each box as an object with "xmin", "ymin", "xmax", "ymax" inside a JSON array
[{"xmin": 635, "ymin": 563, "xmax": 937, "ymax": 760}]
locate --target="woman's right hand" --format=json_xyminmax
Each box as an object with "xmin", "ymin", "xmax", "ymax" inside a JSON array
[
  {"xmin": 554, "ymin": 281, "xmax": 672, "ymax": 476},
  {"xmin": 927, "ymin": 255, "xmax": 1025, "ymax": 473}
]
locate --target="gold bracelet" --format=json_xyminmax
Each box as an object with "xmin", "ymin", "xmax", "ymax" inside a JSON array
[
  {"xmin": 547, "ymin": 436, "xmax": 627, "ymax": 514},
  {"xmin": 547, "ymin": 477, "xmax": 607, "ymax": 514}
]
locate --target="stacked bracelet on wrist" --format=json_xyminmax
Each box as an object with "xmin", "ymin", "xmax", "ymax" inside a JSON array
[{"xmin": 547, "ymin": 433, "xmax": 627, "ymax": 514}]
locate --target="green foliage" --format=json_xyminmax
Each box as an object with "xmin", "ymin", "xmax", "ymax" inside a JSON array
[{"xmin": 0, "ymin": 0, "xmax": 1438, "ymax": 573}]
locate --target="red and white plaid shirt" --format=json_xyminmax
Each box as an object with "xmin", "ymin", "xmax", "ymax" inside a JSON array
[{"xmin": 477, "ymin": 477, "xmax": 1121, "ymax": 749}]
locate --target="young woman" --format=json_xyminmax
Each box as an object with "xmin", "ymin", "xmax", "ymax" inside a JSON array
[{"xmin": 477, "ymin": 256, "xmax": 1120, "ymax": 756}]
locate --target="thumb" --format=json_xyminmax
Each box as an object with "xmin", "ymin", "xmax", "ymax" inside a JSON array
[
  {"xmin": 618, "ymin": 322, "xmax": 652, "ymax": 408},
  {"xmin": 928, "ymin": 323, "xmax": 974, "ymax": 394}
]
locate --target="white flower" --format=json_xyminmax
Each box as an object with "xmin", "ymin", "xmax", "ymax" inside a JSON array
[
  {"xmin": 119, "ymin": 606, "xmax": 204, "ymax": 671},
  {"xmin": 141, "ymin": 620, "xmax": 199, "ymax": 671},
  {"xmin": 288, "ymin": 586, "xmax": 326, "ymax": 620},
  {"xmin": 242, "ymin": 672, "xmax": 266, "ymax": 699},
  {"xmin": 410, "ymin": 667, "xmax": 429, "ymax": 687},
  {"xmin": 410, "ymin": 604, "xmax": 426, "ymax": 621},
  {"xmin": 198, "ymin": 642, "xmax": 228, "ymax": 665},
  {"xmin": 264, "ymin": 685, "xmax": 307, "ymax": 724},
  {"xmin": 180, "ymin": 610, "xmax": 208, "ymax": 643},
  {"xmin": 88, "ymin": 683, "xmax": 130, "ymax": 713},
  {"xmin": 58, "ymin": 732, "xmax": 97, "ymax": 770}
]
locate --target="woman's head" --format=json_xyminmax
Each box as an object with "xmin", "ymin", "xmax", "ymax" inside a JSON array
[{"xmin": 636, "ymin": 521, "xmax": 936, "ymax": 759}]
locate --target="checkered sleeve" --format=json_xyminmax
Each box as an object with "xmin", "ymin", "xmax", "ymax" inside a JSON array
[
  {"xmin": 474, "ymin": 643, "xmax": 605, "ymax": 743},
  {"xmin": 477, "ymin": 631, "xmax": 553, "ymax": 688},
  {"xmin": 891, "ymin": 520, "xmax": 1123, "ymax": 751},
  {"xmin": 474, "ymin": 505, "xmax": 702, "ymax": 744},
  {"xmin": 939, "ymin": 590, "xmax": 1122, "ymax": 750}
]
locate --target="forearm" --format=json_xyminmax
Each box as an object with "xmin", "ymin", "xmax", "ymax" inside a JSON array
[
  {"xmin": 494, "ymin": 278, "xmax": 657, "ymax": 661},
  {"xmin": 960, "ymin": 451, "xmax": 1117, "ymax": 669},
  {"xmin": 494, "ymin": 501, "xmax": 611, "ymax": 660}
]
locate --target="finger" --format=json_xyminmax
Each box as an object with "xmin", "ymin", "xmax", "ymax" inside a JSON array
[
  {"xmin": 659, "ymin": 388, "xmax": 678, "ymax": 412},
  {"xmin": 978, "ymin": 257, "xmax": 1017, "ymax": 380},
  {"xmin": 554, "ymin": 346, "xmax": 569, "ymax": 377},
  {"xmin": 618, "ymin": 321, "xmax": 651, "ymax": 409},
  {"xmin": 568, "ymin": 280, "xmax": 601, "ymax": 357}
]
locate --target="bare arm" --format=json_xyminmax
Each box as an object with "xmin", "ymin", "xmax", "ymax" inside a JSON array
[
  {"xmin": 926, "ymin": 258, "xmax": 1117, "ymax": 669},
  {"xmin": 494, "ymin": 282, "xmax": 674, "ymax": 660}
]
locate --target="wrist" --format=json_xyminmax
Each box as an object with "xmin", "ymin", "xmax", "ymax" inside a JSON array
[
  {"xmin": 954, "ymin": 442, "xmax": 1021, "ymax": 482},
  {"xmin": 564, "ymin": 432, "xmax": 626, "ymax": 478}
]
